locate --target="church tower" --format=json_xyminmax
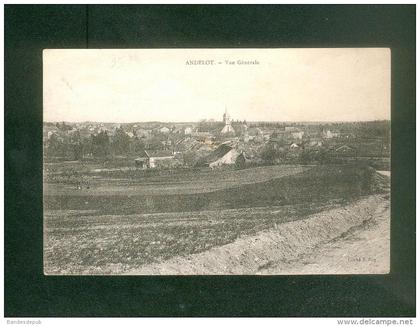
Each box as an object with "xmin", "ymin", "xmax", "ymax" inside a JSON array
[
  {"xmin": 221, "ymin": 108, "xmax": 235, "ymax": 134},
  {"xmin": 223, "ymin": 108, "xmax": 231, "ymax": 125}
]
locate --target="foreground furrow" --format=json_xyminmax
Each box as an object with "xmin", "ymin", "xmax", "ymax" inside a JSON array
[{"xmin": 124, "ymin": 194, "xmax": 389, "ymax": 275}]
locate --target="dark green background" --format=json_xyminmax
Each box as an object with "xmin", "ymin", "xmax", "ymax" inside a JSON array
[{"xmin": 5, "ymin": 5, "xmax": 416, "ymax": 317}]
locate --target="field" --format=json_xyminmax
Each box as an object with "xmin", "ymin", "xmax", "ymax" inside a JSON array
[
  {"xmin": 43, "ymin": 163, "xmax": 389, "ymax": 274},
  {"xmin": 44, "ymin": 164, "xmax": 308, "ymax": 196}
]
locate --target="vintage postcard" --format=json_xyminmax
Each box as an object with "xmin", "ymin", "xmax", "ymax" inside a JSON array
[{"xmin": 43, "ymin": 48, "xmax": 390, "ymax": 275}]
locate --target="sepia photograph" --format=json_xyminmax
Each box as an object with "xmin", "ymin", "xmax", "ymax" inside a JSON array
[{"xmin": 43, "ymin": 48, "xmax": 391, "ymax": 275}]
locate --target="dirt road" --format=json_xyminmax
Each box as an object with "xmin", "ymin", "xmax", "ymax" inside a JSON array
[{"xmin": 258, "ymin": 195, "xmax": 390, "ymax": 274}]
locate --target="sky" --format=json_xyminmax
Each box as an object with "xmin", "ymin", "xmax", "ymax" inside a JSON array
[{"xmin": 43, "ymin": 48, "xmax": 390, "ymax": 123}]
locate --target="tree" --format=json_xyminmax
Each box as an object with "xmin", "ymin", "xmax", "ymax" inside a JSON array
[
  {"xmin": 47, "ymin": 133, "xmax": 65, "ymax": 157},
  {"xmin": 111, "ymin": 127, "xmax": 130, "ymax": 155},
  {"xmin": 132, "ymin": 137, "xmax": 145, "ymax": 154},
  {"xmin": 92, "ymin": 131, "xmax": 110, "ymax": 158},
  {"xmin": 261, "ymin": 145, "xmax": 285, "ymax": 164}
]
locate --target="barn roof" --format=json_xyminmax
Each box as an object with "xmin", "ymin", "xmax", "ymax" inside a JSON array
[
  {"xmin": 201, "ymin": 144, "xmax": 234, "ymax": 165},
  {"xmin": 135, "ymin": 150, "xmax": 149, "ymax": 158},
  {"xmin": 335, "ymin": 145, "xmax": 356, "ymax": 152}
]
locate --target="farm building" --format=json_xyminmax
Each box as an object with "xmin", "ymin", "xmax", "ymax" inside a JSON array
[
  {"xmin": 135, "ymin": 150, "xmax": 175, "ymax": 169},
  {"xmin": 201, "ymin": 144, "xmax": 240, "ymax": 168},
  {"xmin": 328, "ymin": 145, "xmax": 357, "ymax": 159}
]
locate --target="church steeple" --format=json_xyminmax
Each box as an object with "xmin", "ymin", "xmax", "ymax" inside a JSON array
[
  {"xmin": 221, "ymin": 107, "xmax": 234, "ymax": 134},
  {"xmin": 223, "ymin": 107, "xmax": 231, "ymax": 125}
]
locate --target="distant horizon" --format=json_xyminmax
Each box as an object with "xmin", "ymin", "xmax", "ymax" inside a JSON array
[{"xmin": 44, "ymin": 118, "xmax": 391, "ymax": 124}]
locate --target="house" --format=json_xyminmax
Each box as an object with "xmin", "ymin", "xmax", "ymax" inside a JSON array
[
  {"xmin": 98, "ymin": 123, "xmax": 108, "ymax": 133},
  {"xmin": 175, "ymin": 137, "xmax": 199, "ymax": 152},
  {"xmin": 291, "ymin": 131, "xmax": 304, "ymax": 140},
  {"xmin": 193, "ymin": 131, "xmax": 214, "ymax": 144},
  {"xmin": 307, "ymin": 140, "xmax": 323, "ymax": 148},
  {"xmin": 184, "ymin": 126, "xmax": 193, "ymax": 135},
  {"xmin": 171, "ymin": 126, "xmax": 183, "ymax": 134},
  {"xmin": 290, "ymin": 143, "xmax": 300, "ymax": 149},
  {"xmin": 322, "ymin": 129, "xmax": 340, "ymax": 139},
  {"xmin": 200, "ymin": 144, "xmax": 240, "ymax": 168},
  {"xmin": 47, "ymin": 130, "xmax": 58, "ymax": 139},
  {"xmin": 159, "ymin": 126, "xmax": 170, "ymax": 134},
  {"xmin": 329, "ymin": 145, "xmax": 357, "ymax": 159},
  {"xmin": 135, "ymin": 150, "xmax": 175, "ymax": 169}
]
